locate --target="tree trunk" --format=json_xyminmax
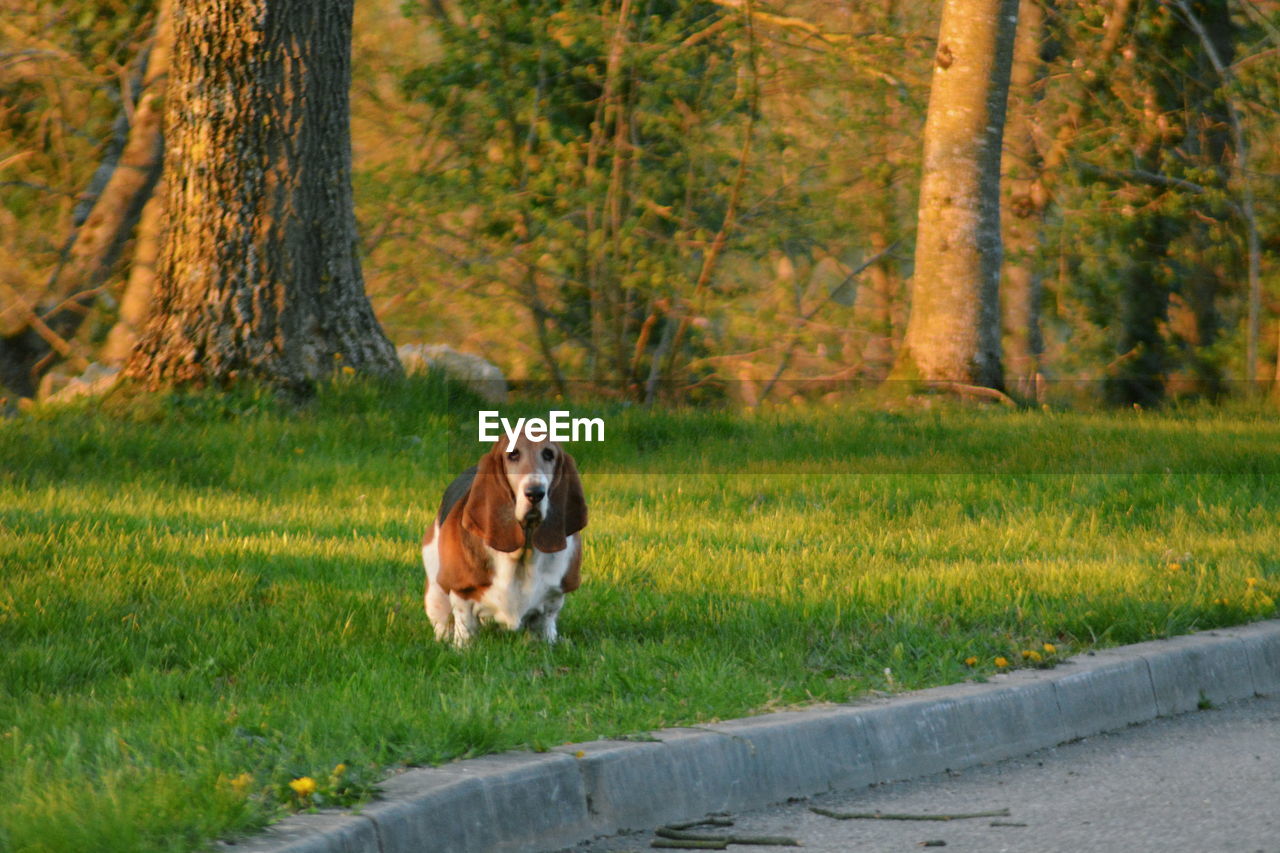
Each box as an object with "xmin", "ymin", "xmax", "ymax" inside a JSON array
[
  {"xmin": 894, "ymin": 0, "xmax": 1020, "ymax": 390},
  {"xmin": 125, "ymin": 0, "xmax": 400, "ymax": 391},
  {"xmin": 852, "ymin": 0, "xmax": 907, "ymax": 384},
  {"xmin": 858, "ymin": 228, "xmax": 898, "ymax": 381},
  {"xmin": 1000, "ymin": 0, "xmax": 1046, "ymax": 399},
  {"xmin": 102, "ymin": 177, "xmax": 167, "ymax": 366},
  {"xmin": 0, "ymin": 0, "xmax": 171, "ymax": 398}
]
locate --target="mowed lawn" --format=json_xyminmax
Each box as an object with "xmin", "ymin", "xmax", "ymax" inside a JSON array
[{"xmin": 1, "ymin": 377, "xmax": 1277, "ymax": 852}]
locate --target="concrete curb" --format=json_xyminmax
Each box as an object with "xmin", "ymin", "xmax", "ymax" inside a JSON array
[{"xmin": 229, "ymin": 619, "xmax": 1280, "ymax": 853}]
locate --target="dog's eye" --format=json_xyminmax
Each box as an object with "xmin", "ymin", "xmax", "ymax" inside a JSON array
[
  {"xmin": 541, "ymin": 448, "xmax": 555, "ymax": 462},
  {"xmin": 507, "ymin": 449, "xmax": 520, "ymax": 461}
]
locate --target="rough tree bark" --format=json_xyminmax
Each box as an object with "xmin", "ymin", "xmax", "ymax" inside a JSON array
[
  {"xmin": 124, "ymin": 0, "xmax": 400, "ymax": 390},
  {"xmin": 894, "ymin": 0, "xmax": 1020, "ymax": 391}
]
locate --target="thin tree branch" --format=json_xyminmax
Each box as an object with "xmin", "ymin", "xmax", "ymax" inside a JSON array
[
  {"xmin": 1073, "ymin": 160, "xmax": 1217, "ymax": 196},
  {"xmin": 707, "ymin": 0, "xmax": 906, "ymax": 88},
  {"xmin": 759, "ymin": 242, "xmax": 900, "ymax": 404}
]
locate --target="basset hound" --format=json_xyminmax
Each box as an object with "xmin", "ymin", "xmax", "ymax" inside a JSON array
[{"xmin": 422, "ymin": 436, "xmax": 587, "ymax": 647}]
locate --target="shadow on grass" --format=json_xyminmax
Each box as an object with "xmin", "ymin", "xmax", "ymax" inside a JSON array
[{"xmin": 5, "ymin": 386, "xmax": 1280, "ymax": 501}]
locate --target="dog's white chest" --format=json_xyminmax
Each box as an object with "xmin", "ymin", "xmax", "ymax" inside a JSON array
[{"xmin": 474, "ymin": 537, "xmax": 576, "ymax": 630}]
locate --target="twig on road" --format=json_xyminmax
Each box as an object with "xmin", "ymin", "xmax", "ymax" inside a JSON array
[{"xmin": 811, "ymin": 806, "xmax": 1011, "ymax": 821}]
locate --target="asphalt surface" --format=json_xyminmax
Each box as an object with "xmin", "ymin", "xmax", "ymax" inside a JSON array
[{"xmin": 563, "ymin": 693, "xmax": 1280, "ymax": 853}]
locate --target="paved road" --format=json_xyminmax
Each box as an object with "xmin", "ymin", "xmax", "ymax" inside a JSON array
[{"xmin": 561, "ymin": 693, "xmax": 1280, "ymax": 853}]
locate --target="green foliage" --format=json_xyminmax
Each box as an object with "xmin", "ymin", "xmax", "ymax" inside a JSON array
[
  {"xmin": 385, "ymin": 2, "xmax": 932, "ymax": 395},
  {"xmin": 1039, "ymin": 0, "xmax": 1274, "ymax": 402},
  {"xmin": 398, "ymin": 0, "xmax": 747, "ymax": 390}
]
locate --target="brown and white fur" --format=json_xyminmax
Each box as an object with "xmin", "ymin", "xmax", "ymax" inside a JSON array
[{"xmin": 422, "ymin": 436, "xmax": 586, "ymax": 647}]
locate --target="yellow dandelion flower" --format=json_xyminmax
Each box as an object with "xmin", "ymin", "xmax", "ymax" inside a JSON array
[
  {"xmin": 964, "ymin": 656, "xmax": 978, "ymax": 667},
  {"xmin": 1245, "ymin": 577, "xmax": 1258, "ymax": 588},
  {"xmin": 1021, "ymin": 650, "xmax": 1043, "ymax": 663},
  {"xmin": 332, "ymin": 763, "xmax": 347, "ymax": 777},
  {"xmin": 342, "ymin": 365, "xmax": 356, "ymax": 376},
  {"xmin": 289, "ymin": 777, "xmax": 317, "ymax": 797},
  {"xmin": 994, "ymin": 656, "xmax": 1009, "ymax": 668},
  {"xmin": 230, "ymin": 772, "xmax": 254, "ymax": 794},
  {"xmin": 1168, "ymin": 562, "xmax": 1181, "ymax": 571},
  {"xmin": 1043, "ymin": 643, "xmax": 1057, "ymax": 655}
]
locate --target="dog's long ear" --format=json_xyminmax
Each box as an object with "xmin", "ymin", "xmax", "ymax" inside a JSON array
[
  {"xmin": 532, "ymin": 450, "xmax": 587, "ymax": 553},
  {"xmin": 462, "ymin": 445, "xmax": 525, "ymax": 553}
]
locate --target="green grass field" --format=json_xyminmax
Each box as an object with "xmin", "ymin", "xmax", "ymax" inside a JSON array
[{"xmin": 1, "ymin": 377, "xmax": 1277, "ymax": 852}]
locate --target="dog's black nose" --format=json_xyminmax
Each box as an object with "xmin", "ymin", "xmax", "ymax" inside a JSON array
[{"xmin": 525, "ymin": 485, "xmax": 546, "ymax": 503}]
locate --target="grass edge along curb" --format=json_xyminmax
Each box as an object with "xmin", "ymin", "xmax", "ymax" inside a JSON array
[{"xmin": 227, "ymin": 619, "xmax": 1280, "ymax": 853}]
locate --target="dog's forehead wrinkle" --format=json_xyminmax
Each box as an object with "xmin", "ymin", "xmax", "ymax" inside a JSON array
[{"xmin": 502, "ymin": 436, "xmax": 559, "ymax": 478}]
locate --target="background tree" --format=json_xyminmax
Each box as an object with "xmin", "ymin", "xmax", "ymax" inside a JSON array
[
  {"xmin": 391, "ymin": 0, "xmax": 935, "ymax": 401},
  {"xmin": 0, "ymin": 0, "xmax": 166, "ymax": 398},
  {"xmin": 893, "ymin": 0, "xmax": 1021, "ymax": 392},
  {"xmin": 4, "ymin": 0, "xmax": 1276, "ymax": 405},
  {"xmin": 124, "ymin": 0, "xmax": 400, "ymax": 390},
  {"xmin": 1040, "ymin": 0, "xmax": 1262, "ymax": 405},
  {"xmin": 1000, "ymin": 0, "xmax": 1050, "ymax": 399},
  {"xmin": 399, "ymin": 0, "xmax": 754, "ymax": 399}
]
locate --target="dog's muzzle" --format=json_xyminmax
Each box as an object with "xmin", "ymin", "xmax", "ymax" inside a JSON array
[{"xmin": 521, "ymin": 485, "xmax": 547, "ymax": 524}]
